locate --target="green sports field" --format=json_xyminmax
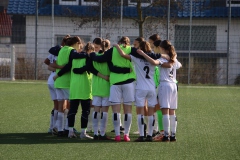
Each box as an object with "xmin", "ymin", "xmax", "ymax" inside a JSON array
[{"xmin": 0, "ymin": 81, "xmax": 240, "ymax": 160}]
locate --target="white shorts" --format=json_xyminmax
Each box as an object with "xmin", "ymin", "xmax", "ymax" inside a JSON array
[
  {"xmin": 56, "ymin": 88, "xmax": 69, "ymax": 100},
  {"xmin": 109, "ymin": 82, "xmax": 135, "ymax": 105},
  {"xmin": 135, "ymin": 89, "xmax": 157, "ymax": 107},
  {"xmin": 48, "ymin": 84, "xmax": 57, "ymax": 100},
  {"xmin": 92, "ymin": 96, "xmax": 110, "ymax": 107},
  {"xmin": 158, "ymin": 82, "xmax": 177, "ymax": 109}
]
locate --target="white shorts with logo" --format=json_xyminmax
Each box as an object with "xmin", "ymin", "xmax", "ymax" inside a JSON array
[
  {"xmin": 158, "ymin": 82, "xmax": 177, "ymax": 109},
  {"xmin": 92, "ymin": 96, "xmax": 110, "ymax": 107},
  {"xmin": 48, "ymin": 84, "xmax": 57, "ymax": 100},
  {"xmin": 56, "ymin": 88, "xmax": 69, "ymax": 100},
  {"xmin": 135, "ymin": 89, "xmax": 157, "ymax": 107},
  {"xmin": 109, "ymin": 82, "xmax": 135, "ymax": 105}
]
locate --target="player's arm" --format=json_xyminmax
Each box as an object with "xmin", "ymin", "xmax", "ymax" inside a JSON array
[
  {"xmin": 108, "ymin": 61, "xmax": 131, "ymax": 74},
  {"xmin": 44, "ymin": 58, "xmax": 50, "ymax": 65},
  {"xmin": 89, "ymin": 49, "xmax": 112, "ymax": 63},
  {"xmin": 112, "ymin": 44, "xmax": 131, "ymax": 60},
  {"xmin": 48, "ymin": 65, "xmax": 56, "ymax": 72}
]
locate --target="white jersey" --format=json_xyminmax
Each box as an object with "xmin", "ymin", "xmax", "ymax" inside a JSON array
[
  {"xmin": 173, "ymin": 59, "xmax": 182, "ymax": 81},
  {"xmin": 130, "ymin": 55, "xmax": 156, "ymax": 91},
  {"xmin": 157, "ymin": 58, "xmax": 176, "ymax": 83},
  {"xmin": 47, "ymin": 54, "xmax": 56, "ymax": 84}
]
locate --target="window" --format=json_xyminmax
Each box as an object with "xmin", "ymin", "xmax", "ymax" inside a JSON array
[
  {"xmin": 59, "ymin": 0, "xmax": 79, "ymax": 5},
  {"xmin": 81, "ymin": 0, "xmax": 99, "ymax": 6},
  {"xmin": 226, "ymin": 0, "xmax": 240, "ymax": 7},
  {"xmin": 128, "ymin": 0, "xmax": 153, "ymax": 7},
  {"xmin": 11, "ymin": 15, "xmax": 26, "ymax": 44},
  {"xmin": 174, "ymin": 25, "xmax": 216, "ymax": 51}
]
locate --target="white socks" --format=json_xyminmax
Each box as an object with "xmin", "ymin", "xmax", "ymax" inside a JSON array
[
  {"xmin": 100, "ymin": 112, "xmax": 108, "ymax": 136},
  {"xmin": 87, "ymin": 107, "xmax": 94, "ymax": 131},
  {"xmin": 137, "ymin": 114, "xmax": 144, "ymax": 137},
  {"xmin": 124, "ymin": 113, "xmax": 132, "ymax": 136},
  {"xmin": 148, "ymin": 115, "xmax": 154, "ymax": 136},
  {"xmin": 153, "ymin": 113, "xmax": 158, "ymax": 131},
  {"xmin": 163, "ymin": 115, "xmax": 170, "ymax": 136},
  {"xmin": 113, "ymin": 113, "xmax": 120, "ymax": 136},
  {"xmin": 92, "ymin": 111, "xmax": 100, "ymax": 135},
  {"xmin": 64, "ymin": 109, "xmax": 69, "ymax": 130},
  {"xmin": 53, "ymin": 110, "xmax": 58, "ymax": 128},
  {"xmin": 49, "ymin": 110, "xmax": 54, "ymax": 129},
  {"xmin": 170, "ymin": 115, "xmax": 177, "ymax": 137},
  {"xmin": 57, "ymin": 112, "xmax": 64, "ymax": 132}
]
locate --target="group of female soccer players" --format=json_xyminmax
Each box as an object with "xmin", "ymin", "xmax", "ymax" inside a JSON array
[{"xmin": 44, "ymin": 34, "xmax": 181, "ymax": 142}]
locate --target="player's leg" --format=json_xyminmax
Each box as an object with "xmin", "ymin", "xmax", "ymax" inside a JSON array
[
  {"xmin": 92, "ymin": 96, "xmax": 101, "ymax": 139},
  {"xmin": 122, "ymin": 82, "xmax": 135, "ymax": 142},
  {"xmin": 55, "ymin": 89, "xmax": 66, "ymax": 136},
  {"xmin": 109, "ymin": 85, "xmax": 122, "ymax": 142},
  {"xmin": 145, "ymin": 90, "xmax": 158, "ymax": 142},
  {"xmin": 80, "ymin": 99, "xmax": 93, "ymax": 139},
  {"xmin": 169, "ymin": 83, "xmax": 178, "ymax": 142},
  {"xmin": 68, "ymin": 99, "xmax": 79, "ymax": 138},
  {"xmin": 99, "ymin": 97, "xmax": 111, "ymax": 140}
]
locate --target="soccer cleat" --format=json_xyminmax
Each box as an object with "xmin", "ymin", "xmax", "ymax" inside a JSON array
[
  {"xmin": 170, "ymin": 136, "xmax": 177, "ymax": 142},
  {"xmin": 161, "ymin": 136, "xmax": 170, "ymax": 142},
  {"xmin": 52, "ymin": 128, "xmax": 58, "ymax": 135},
  {"xmin": 48, "ymin": 128, "xmax": 52, "ymax": 134},
  {"xmin": 134, "ymin": 136, "xmax": 145, "ymax": 142},
  {"xmin": 152, "ymin": 131, "xmax": 160, "ymax": 137},
  {"xmin": 123, "ymin": 135, "xmax": 130, "ymax": 142},
  {"xmin": 99, "ymin": 134, "xmax": 111, "ymax": 140},
  {"xmin": 145, "ymin": 135, "xmax": 153, "ymax": 142},
  {"xmin": 73, "ymin": 128, "xmax": 80, "ymax": 134},
  {"xmin": 153, "ymin": 134, "xmax": 164, "ymax": 142},
  {"xmin": 114, "ymin": 135, "xmax": 121, "ymax": 142},
  {"xmin": 68, "ymin": 132, "xmax": 77, "ymax": 138},
  {"xmin": 80, "ymin": 133, "xmax": 93, "ymax": 140},
  {"xmin": 93, "ymin": 135, "xmax": 99, "ymax": 140}
]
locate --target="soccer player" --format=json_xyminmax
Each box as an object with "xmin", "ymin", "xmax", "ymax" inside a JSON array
[
  {"xmin": 44, "ymin": 53, "xmax": 58, "ymax": 134},
  {"xmin": 137, "ymin": 40, "xmax": 178, "ymax": 142},
  {"xmin": 90, "ymin": 36, "xmax": 168, "ymax": 142},
  {"xmin": 53, "ymin": 36, "xmax": 87, "ymax": 137}
]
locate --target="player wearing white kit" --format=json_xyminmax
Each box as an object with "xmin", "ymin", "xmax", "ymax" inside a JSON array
[
  {"xmin": 137, "ymin": 40, "xmax": 178, "ymax": 142},
  {"xmin": 114, "ymin": 41, "xmax": 172, "ymax": 142},
  {"xmin": 44, "ymin": 54, "xmax": 58, "ymax": 134}
]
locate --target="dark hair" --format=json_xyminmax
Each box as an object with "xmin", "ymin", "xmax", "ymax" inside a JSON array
[
  {"xmin": 61, "ymin": 35, "xmax": 70, "ymax": 46},
  {"xmin": 118, "ymin": 36, "xmax": 130, "ymax": 47},
  {"xmin": 139, "ymin": 41, "xmax": 152, "ymax": 53},
  {"xmin": 93, "ymin": 37, "xmax": 102, "ymax": 45},
  {"xmin": 65, "ymin": 36, "xmax": 81, "ymax": 46},
  {"xmin": 101, "ymin": 39, "xmax": 111, "ymax": 52},
  {"xmin": 160, "ymin": 40, "xmax": 177, "ymax": 63},
  {"xmin": 84, "ymin": 42, "xmax": 95, "ymax": 53},
  {"xmin": 149, "ymin": 34, "xmax": 161, "ymax": 42},
  {"xmin": 135, "ymin": 37, "xmax": 144, "ymax": 43},
  {"xmin": 153, "ymin": 40, "xmax": 162, "ymax": 47}
]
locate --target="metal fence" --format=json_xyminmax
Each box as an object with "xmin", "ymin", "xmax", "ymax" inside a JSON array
[{"xmin": 1, "ymin": 0, "xmax": 240, "ymax": 85}]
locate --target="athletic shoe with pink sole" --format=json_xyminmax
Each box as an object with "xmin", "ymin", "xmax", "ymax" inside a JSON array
[
  {"xmin": 123, "ymin": 135, "xmax": 130, "ymax": 142},
  {"xmin": 115, "ymin": 135, "xmax": 121, "ymax": 142}
]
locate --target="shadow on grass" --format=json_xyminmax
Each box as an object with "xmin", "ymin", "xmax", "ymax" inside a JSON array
[{"xmin": 0, "ymin": 133, "xmax": 130, "ymax": 144}]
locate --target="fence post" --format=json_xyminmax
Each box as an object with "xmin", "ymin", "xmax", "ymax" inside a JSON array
[{"xmin": 10, "ymin": 45, "xmax": 15, "ymax": 81}]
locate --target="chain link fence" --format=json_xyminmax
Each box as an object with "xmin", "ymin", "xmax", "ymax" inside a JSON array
[{"xmin": 1, "ymin": 0, "xmax": 240, "ymax": 84}]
